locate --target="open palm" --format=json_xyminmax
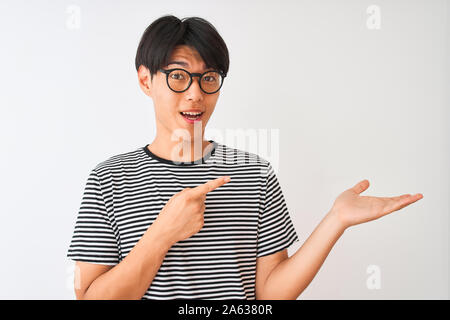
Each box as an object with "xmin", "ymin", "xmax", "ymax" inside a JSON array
[{"xmin": 332, "ymin": 179, "xmax": 423, "ymax": 229}]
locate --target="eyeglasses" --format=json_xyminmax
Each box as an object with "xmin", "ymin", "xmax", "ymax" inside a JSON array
[{"xmin": 159, "ymin": 68, "xmax": 226, "ymax": 94}]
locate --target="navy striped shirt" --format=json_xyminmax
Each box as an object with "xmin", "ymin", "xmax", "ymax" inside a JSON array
[{"xmin": 67, "ymin": 140, "xmax": 299, "ymax": 299}]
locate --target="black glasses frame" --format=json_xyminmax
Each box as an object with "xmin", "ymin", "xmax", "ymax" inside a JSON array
[{"xmin": 159, "ymin": 68, "xmax": 226, "ymax": 94}]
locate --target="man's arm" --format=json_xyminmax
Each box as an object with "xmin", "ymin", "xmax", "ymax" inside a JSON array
[
  {"xmin": 257, "ymin": 179, "xmax": 423, "ymax": 300},
  {"xmin": 255, "ymin": 249, "xmax": 288, "ymax": 299},
  {"xmin": 77, "ymin": 217, "xmax": 174, "ymax": 300},
  {"xmin": 75, "ymin": 176, "xmax": 232, "ymax": 300},
  {"xmin": 257, "ymin": 209, "xmax": 345, "ymax": 300}
]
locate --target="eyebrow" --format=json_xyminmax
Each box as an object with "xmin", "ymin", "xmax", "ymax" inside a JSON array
[{"xmin": 167, "ymin": 60, "xmax": 214, "ymax": 71}]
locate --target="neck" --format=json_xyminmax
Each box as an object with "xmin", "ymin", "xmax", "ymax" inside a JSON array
[{"xmin": 148, "ymin": 133, "xmax": 212, "ymax": 163}]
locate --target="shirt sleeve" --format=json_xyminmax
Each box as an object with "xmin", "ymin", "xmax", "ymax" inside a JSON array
[
  {"xmin": 257, "ymin": 162, "xmax": 300, "ymax": 258},
  {"xmin": 66, "ymin": 168, "xmax": 120, "ymax": 265}
]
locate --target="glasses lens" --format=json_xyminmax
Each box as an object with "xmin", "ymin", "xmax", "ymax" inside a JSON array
[
  {"xmin": 167, "ymin": 69, "xmax": 223, "ymax": 93},
  {"xmin": 201, "ymin": 71, "xmax": 223, "ymax": 93},
  {"xmin": 167, "ymin": 69, "xmax": 190, "ymax": 92}
]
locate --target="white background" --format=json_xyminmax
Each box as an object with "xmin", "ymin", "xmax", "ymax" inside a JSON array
[{"xmin": 0, "ymin": 0, "xmax": 448, "ymax": 299}]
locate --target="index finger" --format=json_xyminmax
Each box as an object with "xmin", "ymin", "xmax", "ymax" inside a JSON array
[{"xmin": 191, "ymin": 176, "xmax": 231, "ymax": 195}]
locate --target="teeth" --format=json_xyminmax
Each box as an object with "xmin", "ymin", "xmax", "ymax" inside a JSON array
[{"xmin": 182, "ymin": 112, "xmax": 202, "ymax": 116}]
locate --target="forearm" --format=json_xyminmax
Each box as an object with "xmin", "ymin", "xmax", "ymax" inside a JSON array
[
  {"xmin": 260, "ymin": 209, "xmax": 346, "ymax": 300},
  {"xmin": 82, "ymin": 218, "xmax": 174, "ymax": 300}
]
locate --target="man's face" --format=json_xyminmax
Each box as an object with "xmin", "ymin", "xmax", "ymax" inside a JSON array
[{"xmin": 138, "ymin": 45, "xmax": 221, "ymax": 142}]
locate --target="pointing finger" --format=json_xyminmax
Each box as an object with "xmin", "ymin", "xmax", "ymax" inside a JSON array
[{"xmin": 191, "ymin": 176, "xmax": 231, "ymax": 195}]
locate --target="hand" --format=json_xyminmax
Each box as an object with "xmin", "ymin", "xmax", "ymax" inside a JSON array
[
  {"xmin": 330, "ymin": 179, "xmax": 423, "ymax": 230},
  {"xmin": 155, "ymin": 176, "xmax": 231, "ymax": 244}
]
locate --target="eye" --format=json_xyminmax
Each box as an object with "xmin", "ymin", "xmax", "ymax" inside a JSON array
[
  {"xmin": 170, "ymin": 72, "xmax": 185, "ymax": 80},
  {"xmin": 203, "ymin": 75, "xmax": 216, "ymax": 82}
]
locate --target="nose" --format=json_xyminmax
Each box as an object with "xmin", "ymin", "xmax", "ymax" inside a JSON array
[{"xmin": 185, "ymin": 76, "xmax": 204, "ymax": 100}]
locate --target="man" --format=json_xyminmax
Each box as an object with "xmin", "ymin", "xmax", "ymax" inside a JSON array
[{"xmin": 67, "ymin": 15, "xmax": 423, "ymax": 300}]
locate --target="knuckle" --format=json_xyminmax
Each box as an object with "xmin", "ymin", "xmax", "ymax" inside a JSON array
[{"xmin": 183, "ymin": 191, "xmax": 193, "ymax": 200}]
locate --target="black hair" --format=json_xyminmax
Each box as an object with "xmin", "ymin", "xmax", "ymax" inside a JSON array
[{"xmin": 135, "ymin": 15, "xmax": 229, "ymax": 81}]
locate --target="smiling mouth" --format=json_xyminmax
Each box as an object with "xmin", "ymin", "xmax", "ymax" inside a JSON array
[{"xmin": 180, "ymin": 112, "xmax": 204, "ymax": 121}]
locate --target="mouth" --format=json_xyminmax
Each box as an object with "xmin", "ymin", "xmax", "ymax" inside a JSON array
[{"xmin": 179, "ymin": 111, "xmax": 204, "ymax": 123}]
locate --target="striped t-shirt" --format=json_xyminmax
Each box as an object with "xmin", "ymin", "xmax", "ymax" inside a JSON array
[{"xmin": 67, "ymin": 140, "xmax": 299, "ymax": 299}]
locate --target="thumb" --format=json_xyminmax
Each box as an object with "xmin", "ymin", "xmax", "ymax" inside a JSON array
[{"xmin": 351, "ymin": 179, "xmax": 370, "ymax": 195}]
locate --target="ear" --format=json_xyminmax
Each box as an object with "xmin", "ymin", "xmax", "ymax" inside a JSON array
[{"xmin": 137, "ymin": 65, "xmax": 153, "ymax": 98}]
